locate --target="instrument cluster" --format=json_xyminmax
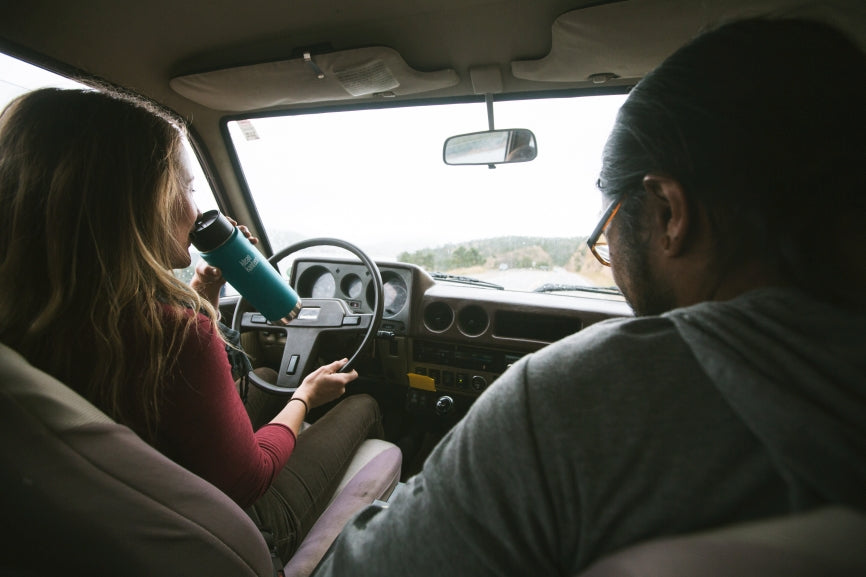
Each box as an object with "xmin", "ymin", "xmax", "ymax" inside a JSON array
[{"xmin": 293, "ymin": 259, "xmax": 412, "ymax": 319}]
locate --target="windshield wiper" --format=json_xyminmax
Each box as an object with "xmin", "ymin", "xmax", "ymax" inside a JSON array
[
  {"xmin": 429, "ymin": 272, "xmax": 504, "ymax": 290},
  {"xmin": 533, "ymin": 283, "xmax": 621, "ymax": 296}
]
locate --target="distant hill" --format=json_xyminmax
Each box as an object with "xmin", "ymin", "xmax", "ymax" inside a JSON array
[{"xmin": 398, "ymin": 235, "xmax": 605, "ymax": 278}]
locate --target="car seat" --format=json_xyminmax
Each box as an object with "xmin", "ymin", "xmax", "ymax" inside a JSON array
[
  {"xmin": 0, "ymin": 342, "xmax": 401, "ymax": 577},
  {"xmin": 577, "ymin": 505, "xmax": 866, "ymax": 577}
]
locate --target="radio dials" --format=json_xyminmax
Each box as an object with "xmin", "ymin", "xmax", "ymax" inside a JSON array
[
  {"xmin": 471, "ymin": 375, "xmax": 487, "ymax": 392},
  {"xmin": 435, "ymin": 395, "xmax": 454, "ymax": 415}
]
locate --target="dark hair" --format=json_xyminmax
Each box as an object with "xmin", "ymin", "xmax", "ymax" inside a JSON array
[{"xmin": 599, "ymin": 17, "xmax": 866, "ymax": 292}]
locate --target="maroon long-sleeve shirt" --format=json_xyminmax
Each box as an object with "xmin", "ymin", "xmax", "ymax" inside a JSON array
[{"xmin": 130, "ymin": 307, "xmax": 295, "ymax": 508}]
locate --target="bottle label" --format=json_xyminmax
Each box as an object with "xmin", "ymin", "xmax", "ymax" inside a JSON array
[{"xmin": 239, "ymin": 253, "xmax": 260, "ymax": 273}]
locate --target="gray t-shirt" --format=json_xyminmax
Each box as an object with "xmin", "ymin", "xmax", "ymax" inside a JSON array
[{"xmin": 314, "ymin": 288, "xmax": 866, "ymax": 576}]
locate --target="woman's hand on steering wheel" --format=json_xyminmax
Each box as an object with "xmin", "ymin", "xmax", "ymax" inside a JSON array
[{"xmin": 293, "ymin": 358, "xmax": 359, "ymax": 409}]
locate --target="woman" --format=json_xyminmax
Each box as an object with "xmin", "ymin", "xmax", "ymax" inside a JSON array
[{"xmin": 0, "ymin": 87, "xmax": 384, "ymax": 560}]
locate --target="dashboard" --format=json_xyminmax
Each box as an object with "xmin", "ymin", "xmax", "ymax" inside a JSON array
[{"xmin": 288, "ymin": 257, "xmax": 632, "ymax": 404}]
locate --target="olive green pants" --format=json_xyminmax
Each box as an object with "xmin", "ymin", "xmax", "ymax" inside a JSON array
[{"xmin": 240, "ymin": 369, "xmax": 384, "ymax": 562}]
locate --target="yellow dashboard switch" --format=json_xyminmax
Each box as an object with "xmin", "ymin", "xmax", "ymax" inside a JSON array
[{"xmin": 407, "ymin": 373, "xmax": 436, "ymax": 392}]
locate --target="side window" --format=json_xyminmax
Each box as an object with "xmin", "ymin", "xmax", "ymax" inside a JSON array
[
  {"xmin": 1, "ymin": 52, "xmax": 219, "ymax": 283},
  {"xmin": 174, "ymin": 142, "xmax": 219, "ymax": 284}
]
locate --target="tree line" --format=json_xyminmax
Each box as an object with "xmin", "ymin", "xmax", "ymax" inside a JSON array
[{"xmin": 397, "ymin": 235, "xmax": 604, "ymax": 276}]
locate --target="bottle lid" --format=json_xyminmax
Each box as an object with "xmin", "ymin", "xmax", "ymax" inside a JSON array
[{"xmin": 190, "ymin": 210, "xmax": 234, "ymax": 252}]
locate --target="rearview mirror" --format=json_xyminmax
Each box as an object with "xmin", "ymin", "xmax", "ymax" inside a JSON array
[{"xmin": 443, "ymin": 128, "xmax": 537, "ymax": 165}]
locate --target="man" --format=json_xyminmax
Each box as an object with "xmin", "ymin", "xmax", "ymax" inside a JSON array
[{"xmin": 313, "ymin": 17, "xmax": 866, "ymax": 576}]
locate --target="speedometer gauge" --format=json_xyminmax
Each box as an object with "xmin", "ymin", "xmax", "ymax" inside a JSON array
[
  {"xmin": 367, "ymin": 270, "xmax": 408, "ymax": 316},
  {"xmin": 384, "ymin": 281, "xmax": 407, "ymax": 316},
  {"xmin": 297, "ymin": 265, "xmax": 337, "ymax": 299},
  {"xmin": 379, "ymin": 271, "xmax": 408, "ymax": 316},
  {"xmin": 311, "ymin": 271, "xmax": 336, "ymax": 298}
]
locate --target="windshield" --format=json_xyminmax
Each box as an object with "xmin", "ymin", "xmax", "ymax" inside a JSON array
[{"xmin": 227, "ymin": 93, "xmax": 627, "ymax": 296}]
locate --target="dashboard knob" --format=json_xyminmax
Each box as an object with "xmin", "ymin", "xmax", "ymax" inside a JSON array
[
  {"xmin": 435, "ymin": 395, "xmax": 454, "ymax": 415},
  {"xmin": 471, "ymin": 375, "xmax": 487, "ymax": 392}
]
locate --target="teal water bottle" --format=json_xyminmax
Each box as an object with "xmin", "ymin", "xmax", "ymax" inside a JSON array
[{"xmin": 190, "ymin": 210, "xmax": 302, "ymax": 324}]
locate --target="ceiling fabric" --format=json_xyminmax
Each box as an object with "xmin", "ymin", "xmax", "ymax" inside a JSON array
[{"xmin": 511, "ymin": 0, "xmax": 866, "ymax": 83}]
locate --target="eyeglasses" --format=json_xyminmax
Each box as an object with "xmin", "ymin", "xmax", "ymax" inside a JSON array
[{"xmin": 587, "ymin": 199, "xmax": 621, "ymax": 266}]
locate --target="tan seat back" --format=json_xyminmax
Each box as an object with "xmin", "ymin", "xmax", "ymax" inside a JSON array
[
  {"xmin": 578, "ymin": 506, "xmax": 866, "ymax": 577},
  {"xmin": 0, "ymin": 342, "xmax": 399, "ymax": 577}
]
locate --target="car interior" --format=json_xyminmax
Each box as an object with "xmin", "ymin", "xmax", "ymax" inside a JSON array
[{"xmin": 1, "ymin": 0, "xmax": 865, "ymax": 575}]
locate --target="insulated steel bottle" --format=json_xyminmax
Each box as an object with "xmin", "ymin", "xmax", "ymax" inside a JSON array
[{"xmin": 190, "ymin": 210, "xmax": 301, "ymax": 324}]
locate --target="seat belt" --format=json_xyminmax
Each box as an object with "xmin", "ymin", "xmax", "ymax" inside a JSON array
[{"xmin": 259, "ymin": 529, "xmax": 285, "ymax": 577}]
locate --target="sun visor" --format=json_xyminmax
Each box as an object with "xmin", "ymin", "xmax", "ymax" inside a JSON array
[
  {"xmin": 511, "ymin": 0, "xmax": 863, "ymax": 84},
  {"xmin": 170, "ymin": 46, "xmax": 460, "ymax": 111}
]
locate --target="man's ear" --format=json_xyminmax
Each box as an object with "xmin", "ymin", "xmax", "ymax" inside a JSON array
[{"xmin": 642, "ymin": 174, "xmax": 691, "ymax": 257}]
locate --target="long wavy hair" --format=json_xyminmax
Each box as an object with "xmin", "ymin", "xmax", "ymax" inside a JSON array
[{"xmin": 0, "ymin": 87, "xmax": 217, "ymax": 439}]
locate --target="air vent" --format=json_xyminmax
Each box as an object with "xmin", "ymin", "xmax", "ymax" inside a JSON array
[
  {"xmin": 423, "ymin": 302, "xmax": 454, "ymax": 332},
  {"xmin": 457, "ymin": 305, "xmax": 488, "ymax": 337}
]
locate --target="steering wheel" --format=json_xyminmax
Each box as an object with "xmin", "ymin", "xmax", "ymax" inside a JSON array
[{"xmin": 231, "ymin": 238, "xmax": 384, "ymax": 394}]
